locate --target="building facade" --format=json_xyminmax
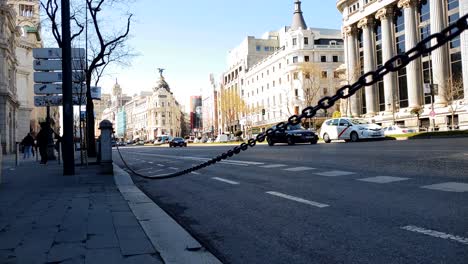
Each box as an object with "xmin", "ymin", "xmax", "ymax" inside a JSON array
[
  {"xmin": 0, "ymin": 1, "xmax": 19, "ymax": 154},
  {"xmin": 221, "ymin": 1, "xmax": 344, "ymax": 136},
  {"xmin": 337, "ymin": 0, "xmax": 468, "ymax": 129},
  {"xmin": 190, "ymin": 95, "xmax": 202, "ymax": 134},
  {"xmin": 99, "ymin": 72, "xmax": 183, "ymax": 141}
]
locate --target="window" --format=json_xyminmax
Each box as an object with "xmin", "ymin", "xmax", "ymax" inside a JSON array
[
  {"xmin": 333, "ymin": 56, "xmax": 339, "ymax": 62},
  {"xmin": 267, "ymin": 70, "xmax": 269, "ymax": 75},
  {"xmin": 304, "ymin": 37, "xmax": 309, "ymax": 45},
  {"xmin": 293, "ymin": 38, "xmax": 297, "ymax": 46},
  {"xmin": 293, "ymin": 72, "xmax": 298, "ymax": 80},
  {"xmin": 338, "ymin": 119, "xmax": 350, "ymax": 126},
  {"xmin": 293, "ymin": 56, "xmax": 298, "ymax": 63},
  {"xmin": 305, "ymin": 56, "xmax": 310, "ymax": 62},
  {"xmin": 305, "ymin": 73, "xmax": 310, "ymax": 79},
  {"xmin": 279, "ymin": 78, "xmax": 282, "ymax": 84},
  {"xmin": 279, "ymin": 63, "xmax": 282, "ymax": 69},
  {"xmin": 19, "ymin": 4, "xmax": 34, "ymax": 17},
  {"xmin": 321, "ymin": 56, "xmax": 327, "ymax": 62},
  {"xmin": 295, "ymin": 89, "xmax": 299, "ymax": 97},
  {"xmin": 321, "ymin": 71, "xmax": 328, "ymax": 78},
  {"xmin": 272, "ymin": 81, "xmax": 275, "ymax": 87},
  {"xmin": 323, "ymin": 88, "xmax": 328, "ymax": 95},
  {"xmin": 264, "ymin": 46, "xmax": 270, "ymax": 51},
  {"xmin": 334, "ymin": 71, "xmax": 339, "ymax": 78},
  {"xmin": 256, "ymin": 45, "xmax": 261, "ymax": 51}
]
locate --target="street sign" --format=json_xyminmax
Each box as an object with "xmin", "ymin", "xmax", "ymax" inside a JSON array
[
  {"xmin": 90, "ymin": 86, "xmax": 101, "ymax": 100},
  {"xmin": 430, "ymin": 110, "xmax": 436, "ymax": 117},
  {"xmin": 423, "ymin": 83, "xmax": 431, "ymax": 94},
  {"xmin": 34, "ymin": 83, "xmax": 84, "ymax": 94},
  {"xmin": 33, "ymin": 48, "xmax": 85, "ymax": 59},
  {"xmin": 34, "ymin": 95, "xmax": 86, "ymax": 107},
  {"xmin": 34, "ymin": 72, "xmax": 85, "ymax": 83},
  {"xmin": 33, "ymin": 59, "xmax": 85, "ymax": 71}
]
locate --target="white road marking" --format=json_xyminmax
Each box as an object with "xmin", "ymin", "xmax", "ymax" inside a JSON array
[
  {"xmin": 401, "ymin": 225, "xmax": 468, "ymax": 245},
  {"xmin": 283, "ymin": 167, "xmax": 316, "ymax": 172},
  {"xmin": 121, "ymin": 152, "xmax": 261, "ymax": 166},
  {"xmin": 260, "ymin": 164, "xmax": 287, "ymax": 168},
  {"xmin": 358, "ymin": 176, "xmax": 410, "ymax": 184},
  {"xmin": 219, "ymin": 161, "xmax": 249, "ymax": 166},
  {"xmin": 212, "ymin": 177, "xmax": 239, "ymax": 185},
  {"xmin": 191, "ymin": 172, "xmax": 201, "ymax": 175},
  {"xmin": 157, "ymin": 164, "xmax": 164, "ymax": 167},
  {"xmin": 168, "ymin": 167, "xmax": 178, "ymax": 170},
  {"xmin": 266, "ymin": 191, "xmax": 329, "ymax": 208},
  {"xmin": 314, "ymin": 170, "xmax": 355, "ymax": 177},
  {"xmin": 421, "ymin": 182, "xmax": 468, "ymax": 192},
  {"xmin": 148, "ymin": 161, "xmax": 154, "ymax": 164}
]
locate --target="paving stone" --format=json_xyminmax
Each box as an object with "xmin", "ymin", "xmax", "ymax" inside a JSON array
[
  {"xmin": 112, "ymin": 212, "xmax": 140, "ymax": 228},
  {"xmin": 14, "ymin": 247, "xmax": 47, "ymax": 264},
  {"xmin": 86, "ymin": 233, "xmax": 119, "ymax": 249},
  {"xmin": 60, "ymin": 256, "xmax": 85, "ymax": 264},
  {"xmin": 110, "ymin": 202, "xmax": 131, "ymax": 212},
  {"xmin": 123, "ymin": 254, "xmax": 164, "ymax": 264},
  {"xmin": 0, "ymin": 231, "xmax": 24, "ymax": 249},
  {"xmin": 55, "ymin": 224, "xmax": 88, "ymax": 243},
  {"xmin": 85, "ymin": 248, "xmax": 124, "ymax": 264},
  {"xmin": 115, "ymin": 226, "xmax": 156, "ymax": 256},
  {"xmin": 47, "ymin": 242, "xmax": 86, "ymax": 263}
]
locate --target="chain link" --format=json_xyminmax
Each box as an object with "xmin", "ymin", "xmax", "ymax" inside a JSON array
[{"xmin": 116, "ymin": 14, "xmax": 468, "ymax": 180}]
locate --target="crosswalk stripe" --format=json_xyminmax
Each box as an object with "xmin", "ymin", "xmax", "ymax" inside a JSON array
[
  {"xmin": 260, "ymin": 164, "xmax": 287, "ymax": 168},
  {"xmin": 266, "ymin": 191, "xmax": 329, "ymax": 208},
  {"xmin": 314, "ymin": 170, "xmax": 355, "ymax": 177},
  {"xmin": 212, "ymin": 177, "xmax": 239, "ymax": 185},
  {"xmin": 283, "ymin": 167, "xmax": 315, "ymax": 172}
]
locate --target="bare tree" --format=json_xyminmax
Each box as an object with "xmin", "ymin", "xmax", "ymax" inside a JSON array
[
  {"xmin": 298, "ymin": 62, "xmax": 323, "ymax": 128},
  {"xmin": 445, "ymin": 75, "xmax": 464, "ymax": 130},
  {"xmin": 218, "ymin": 86, "xmax": 249, "ymax": 133},
  {"xmin": 85, "ymin": 0, "xmax": 133, "ymax": 157},
  {"xmin": 40, "ymin": 0, "xmax": 134, "ymax": 157}
]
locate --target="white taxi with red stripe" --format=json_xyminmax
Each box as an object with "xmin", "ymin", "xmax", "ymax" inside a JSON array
[{"xmin": 319, "ymin": 118, "xmax": 385, "ymax": 143}]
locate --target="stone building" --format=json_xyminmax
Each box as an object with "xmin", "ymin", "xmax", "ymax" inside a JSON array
[
  {"xmin": 0, "ymin": 1, "xmax": 19, "ymax": 153},
  {"xmin": 337, "ymin": 0, "xmax": 468, "ymax": 129},
  {"xmin": 221, "ymin": 1, "xmax": 344, "ymax": 135}
]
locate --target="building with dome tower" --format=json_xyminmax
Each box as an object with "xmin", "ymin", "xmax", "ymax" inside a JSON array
[
  {"xmin": 101, "ymin": 69, "xmax": 183, "ymax": 142},
  {"xmin": 219, "ymin": 0, "xmax": 344, "ymax": 136}
]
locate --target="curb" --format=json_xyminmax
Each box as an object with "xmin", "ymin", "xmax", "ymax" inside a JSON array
[{"xmin": 113, "ymin": 164, "xmax": 223, "ymax": 264}]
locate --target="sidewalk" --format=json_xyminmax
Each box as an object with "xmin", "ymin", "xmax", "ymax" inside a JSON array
[{"xmin": 0, "ymin": 154, "xmax": 221, "ymax": 264}]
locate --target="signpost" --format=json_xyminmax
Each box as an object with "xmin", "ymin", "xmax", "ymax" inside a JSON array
[{"xmin": 33, "ymin": 46, "xmax": 84, "ymax": 175}]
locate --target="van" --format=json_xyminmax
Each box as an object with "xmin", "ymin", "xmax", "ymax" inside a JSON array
[{"xmin": 215, "ymin": 134, "xmax": 229, "ymax": 143}]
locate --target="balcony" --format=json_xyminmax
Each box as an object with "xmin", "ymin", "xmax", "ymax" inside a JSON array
[{"xmin": 314, "ymin": 45, "xmax": 344, "ymax": 49}]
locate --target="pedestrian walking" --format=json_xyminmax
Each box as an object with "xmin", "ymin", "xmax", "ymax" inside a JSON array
[
  {"xmin": 36, "ymin": 122, "xmax": 49, "ymax": 164},
  {"xmin": 21, "ymin": 133, "xmax": 35, "ymax": 159}
]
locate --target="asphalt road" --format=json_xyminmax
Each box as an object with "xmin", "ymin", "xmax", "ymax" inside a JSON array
[{"xmin": 114, "ymin": 138, "xmax": 468, "ymax": 264}]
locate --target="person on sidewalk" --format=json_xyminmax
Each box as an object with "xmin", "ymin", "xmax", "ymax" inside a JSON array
[
  {"xmin": 36, "ymin": 123, "xmax": 49, "ymax": 164},
  {"xmin": 21, "ymin": 133, "xmax": 35, "ymax": 159}
]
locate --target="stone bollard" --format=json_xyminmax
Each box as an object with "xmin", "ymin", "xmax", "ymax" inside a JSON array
[{"xmin": 99, "ymin": 120, "xmax": 113, "ymax": 175}]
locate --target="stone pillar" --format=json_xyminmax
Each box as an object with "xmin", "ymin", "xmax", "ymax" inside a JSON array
[
  {"xmin": 399, "ymin": 0, "xmax": 423, "ymax": 108},
  {"xmin": 99, "ymin": 120, "xmax": 113, "ymax": 175},
  {"xmin": 376, "ymin": 7, "xmax": 397, "ymax": 114},
  {"xmin": 430, "ymin": 0, "xmax": 450, "ymax": 106},
  {"xmin": 344, "ymin": 25, "xmax": 361, "ymax": 117},
  {"xmin": 358, "ymin": 17, "xmax": 377, "ymax": 116}
]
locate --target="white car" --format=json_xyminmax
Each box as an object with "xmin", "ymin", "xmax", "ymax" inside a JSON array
[
  {"xmin": 383, "ymin": 125, "xmax": 416, "ymax": 135},
  {"xmin": 319, "ymin": 118, "xmax": 385, "ymax": 143}
]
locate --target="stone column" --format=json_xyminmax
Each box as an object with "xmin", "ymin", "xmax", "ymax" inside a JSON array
[
  {"xmin": 430, "ymin": 0, "xmax": 450, "ymax": 106},
  {"xmin": 376, "ymin": 7, "xmax": 397, "ymax": 114},
  {"xmin": 344, "ymin": 25, "xmax": 361, "ymax": 117},
  {"xmin": 358, "ymin": 17, "xmax": 377, "ymax": 116},
  {"xmin": 399, "ymin": 0, "xmax": 423, "ymax": 108}
]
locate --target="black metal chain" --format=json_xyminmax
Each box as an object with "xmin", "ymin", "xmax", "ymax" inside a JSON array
[{"xmin": 116, "ymin": 14, "xmax": 468, "ymax": 180}]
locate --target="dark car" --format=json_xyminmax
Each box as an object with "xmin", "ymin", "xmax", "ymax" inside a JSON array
[
  {"xmin": 169, "ymin": 137, "xmax": 187, "ymax": 147},
  {"xmin": 266, "ymin": 124, "xmax": 319, "ymax": 146}
]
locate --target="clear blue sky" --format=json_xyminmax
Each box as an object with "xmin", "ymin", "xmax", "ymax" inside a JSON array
[{"xmin": 99, "ymin": 0, "xmax": 343, "ymax": 110}]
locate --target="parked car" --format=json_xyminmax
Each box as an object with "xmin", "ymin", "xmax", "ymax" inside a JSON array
[
  {"xmin": 169, "ymin": 137, "xmax": 187, "ymax": 147},
  {"xmin": 154, "ymin": 135, "xmax": 172, "ymax": 145},
  {"xmin": 111, "ymin": 140, "xmax": 116, "ymax": 147},
  {"xmin": 319, "ymin": 118, "xmax": 384, "ymax": 143},
  {"xmin": 267, "ymin": 124, "xmax": 319, "ymax": 146},
  {"xmin": 134, "ymin": 140, "xmax": 145, "ymax": 146},
  {"xmin": 117, "ymin": 141, "xmax": 126, "ymax": 146},
  {"xmin": 383, "ymin": 125, "xmax": 416, "ymax": 135},
  {"xmin": 215, "ymin": 134, "xmax": 229, "ymax": 143}
]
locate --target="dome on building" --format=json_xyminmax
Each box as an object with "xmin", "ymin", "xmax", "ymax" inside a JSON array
[
  {"xmin": 291, "ymin": 0, "xmax": 307, "ymax": 30},
  {"xmin": 153, "ymin": 68, "xmax": 171, "ymax": 92}
]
